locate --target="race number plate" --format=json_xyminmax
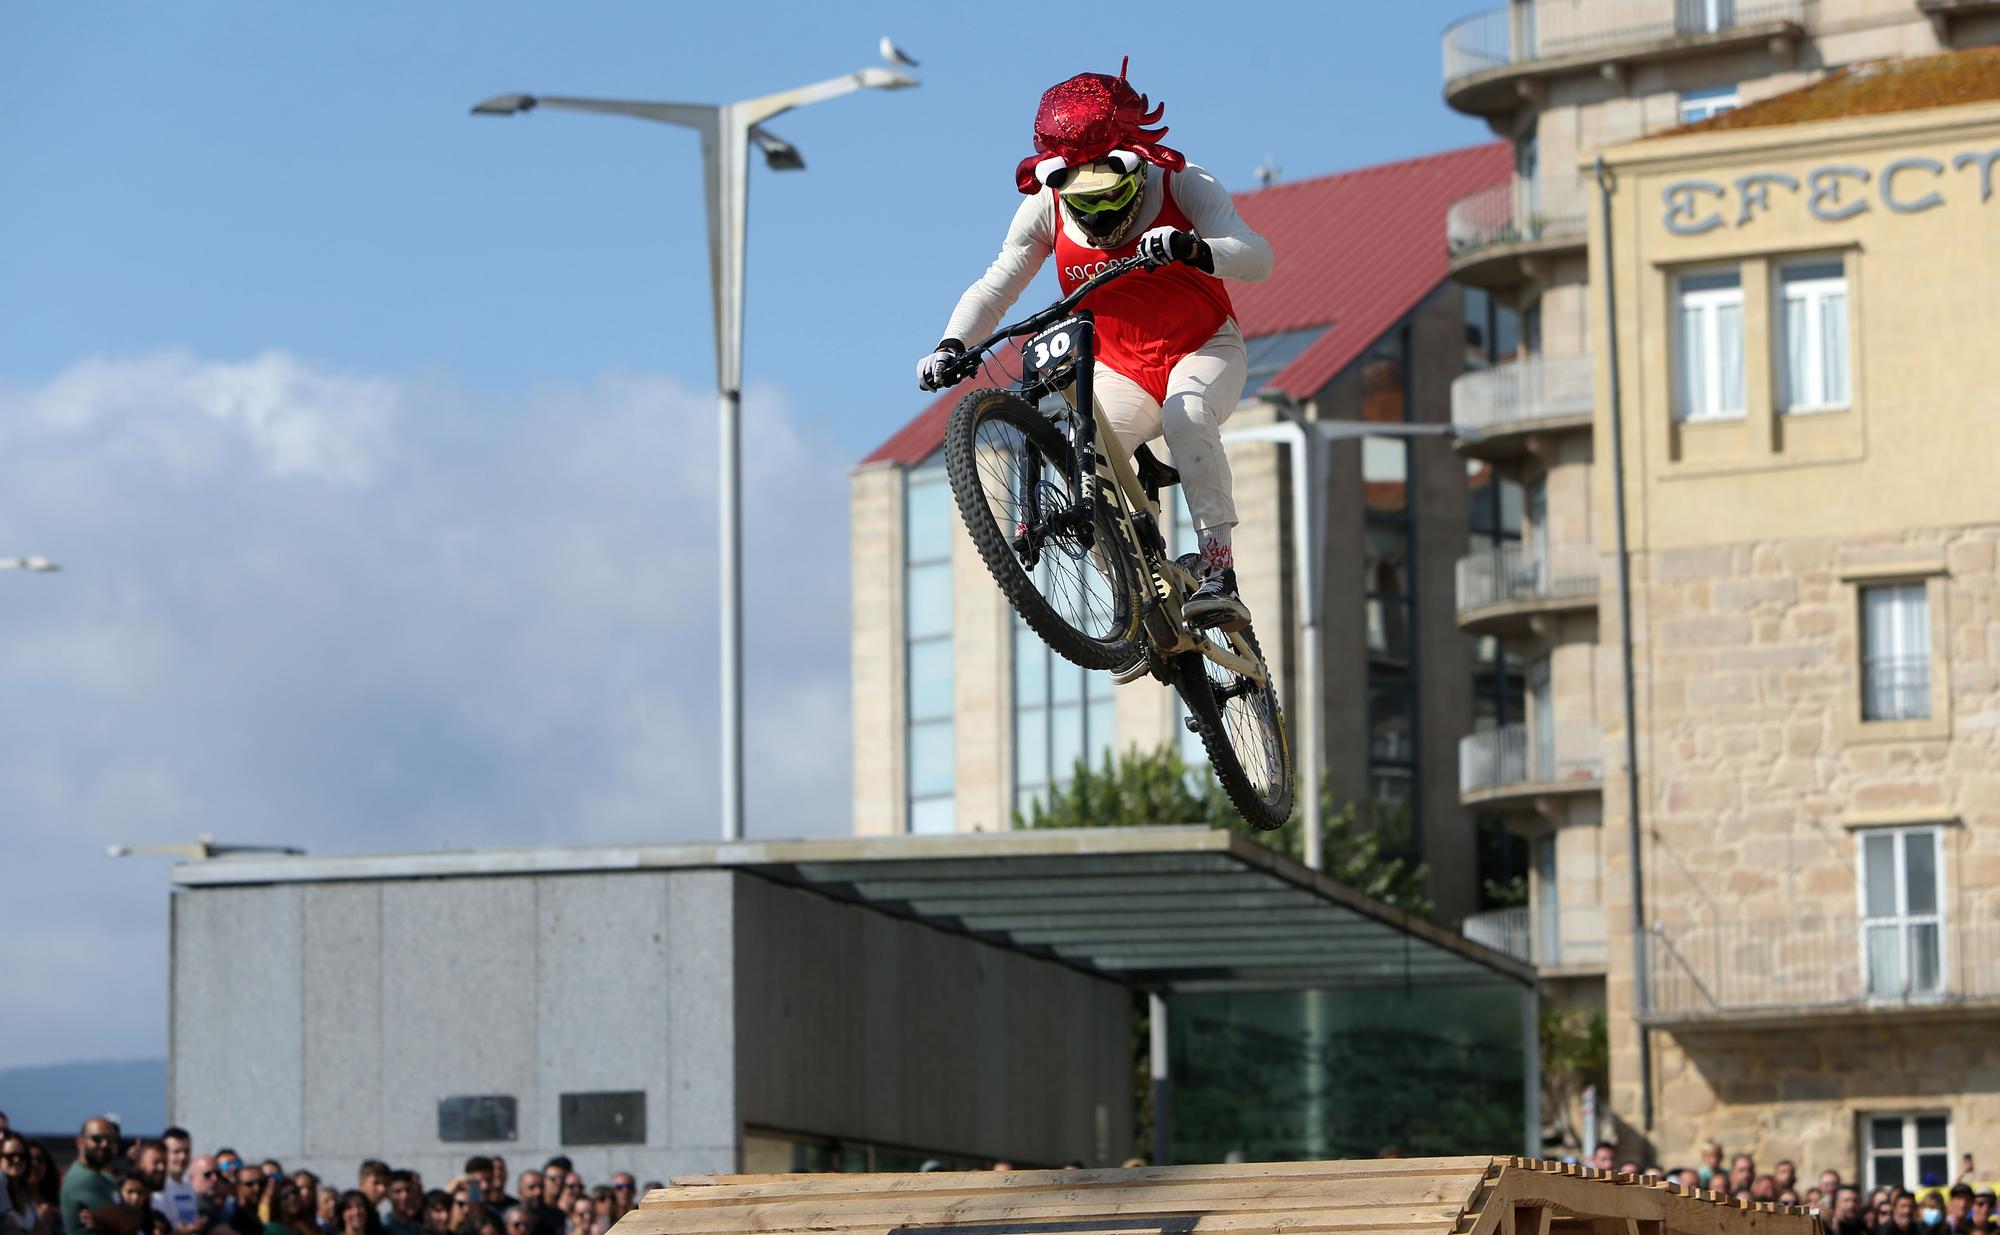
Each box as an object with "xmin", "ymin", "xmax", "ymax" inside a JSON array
[{"xmin": 1023, "ymin": 316, "xmax": 1087, "ymax": 379}]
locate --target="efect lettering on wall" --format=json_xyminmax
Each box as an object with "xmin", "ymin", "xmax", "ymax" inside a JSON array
[{"xmin": 1663, "ymin": 145, "xmax": 2000, "ymax": 233}]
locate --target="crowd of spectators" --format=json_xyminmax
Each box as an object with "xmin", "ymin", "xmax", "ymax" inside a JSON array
[
  {"xmin": 1572, "ymin": 1140, "xmax": 1998, "ymax": 1235},
  {"xmin": 0, "ymin": 1114, "xmax": 658, "ymax": 1235}
]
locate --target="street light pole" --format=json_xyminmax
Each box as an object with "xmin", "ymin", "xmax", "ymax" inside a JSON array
[
  {"xmin": 473, "ymin": 65, "xmax": 916, "ymax": 842},
  {"xmin": 1220, "ymin": 417, "xmax": 1476, "ymax": 873}
]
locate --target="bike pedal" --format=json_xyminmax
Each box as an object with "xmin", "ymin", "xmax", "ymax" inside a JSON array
[{"xmin": 1183, "ymin": 715, "xmax": 1200, "ymax": 734}]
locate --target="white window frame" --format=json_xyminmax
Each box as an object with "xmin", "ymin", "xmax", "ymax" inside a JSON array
[
  {"xmin": 1860, "ymin": 1110, "xmax": 1954, "ymax": 1193},
  {"xmin": 1860, "ymin": 582, "xmax": 1931, "ymax": 722},
  {"xmin": 1776, "ymin": 258, "xmax": 1851, "ymax": 414},
  {"xmin": 1854, "ymin": 825, "xmax": 1947, "ymax": 1002},
  {"xmin": 1672, "ymin": 269, "xmax": 1746, "ymax": 422},
  {"xmin": 1679, "ymin": 84, "xmax": 1739, "ymax": 123}
]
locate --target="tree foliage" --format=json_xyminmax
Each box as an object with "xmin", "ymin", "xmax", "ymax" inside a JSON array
[
  {"xmin": 1017, "ymin": 746, "xmax": 1434, "ymax": 918},
  {"xmin": 1539, "ymin": 1004, "xmax": 1608, "ymax": 1154}
]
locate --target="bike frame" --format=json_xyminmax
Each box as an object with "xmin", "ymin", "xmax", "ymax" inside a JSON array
[{"xmin": 989, "ymin": 291, "xmax": 1265, "ymax": 689}]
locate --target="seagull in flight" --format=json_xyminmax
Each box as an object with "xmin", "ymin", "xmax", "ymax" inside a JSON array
[{"xmin": 879, "ymin": 36, "xmax": 919, "ymax": 68}]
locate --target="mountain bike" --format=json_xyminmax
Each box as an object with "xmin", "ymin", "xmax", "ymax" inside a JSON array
[{"xmin": 929, "ymin": 255, "xmax": 1294, "ymax": 831}]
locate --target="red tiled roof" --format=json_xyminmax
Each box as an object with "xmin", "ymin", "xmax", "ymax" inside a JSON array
[{"xmin": 864, "ymin": 142, "xmax": 1510, "ymax": 466}]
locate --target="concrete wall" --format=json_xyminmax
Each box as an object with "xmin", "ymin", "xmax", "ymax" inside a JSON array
[
  {"xmin": 732, "ymin": 876, "xmax": 1133, "ymax": 1167},
  {"xmin": 170, "ymin": 871, "xmax": 737, "ymax": 1182}
]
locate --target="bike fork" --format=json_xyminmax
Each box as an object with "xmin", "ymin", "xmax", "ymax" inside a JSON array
[{"xmin": 1069, "ymin": 313, "xmax": 1097, "ymax": 551}]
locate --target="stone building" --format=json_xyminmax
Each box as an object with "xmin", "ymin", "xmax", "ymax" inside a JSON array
[
  {"xmin": 1438, "ymin": 0, "xmax": 2000, "ymax": 1179},
  {"xmin": 1594, "ymin": 48, "xmax": 2000, "ymax": 1182},
  {"xmin": 849, "ymin": 145, "xmax": 1521, "ymax": 923}
]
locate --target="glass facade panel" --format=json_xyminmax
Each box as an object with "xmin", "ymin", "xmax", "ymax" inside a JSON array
[
  {"xmin": 904, "ymin": 461, "xmax": 954, "ymax": 833},
  {"xmin": 1169, "ymin": 982, "xmax": 1529, "ymax": 1161}
]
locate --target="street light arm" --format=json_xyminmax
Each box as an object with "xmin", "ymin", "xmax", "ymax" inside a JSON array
[
  {"xmin": 736, "ymin": 67, "xmax": 917, "ymax": 125},
  {"xmin": 475, "ymin": 93, "xmax": 717, "ymax": 131}
]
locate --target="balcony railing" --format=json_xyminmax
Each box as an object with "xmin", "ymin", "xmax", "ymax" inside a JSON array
[
  {"xmin": 1447, "ymin": 177, "xmax": 1587, "ymax": 260},
  {"xmin": 1459, "ymin": 722, "xmax": 1603, "ymax": 795},
  {"xmin": 1444, "ymin": 0, "xmax": 1812, "ymax": 84},
  {"xmin": 1452, "ymin": 354, "xmax": 1595, "ymax": 434},
  {"xmin": 1644, "ymin": 915, "xmax": 2000, "ymax": 1021},
  {"xmin": 1463, "ymin": 905, "xmax": 1608, "ymax": 969},
  {"xmin": 1457, "ymin": 544, "xmax": 1599, "ymax": 614}
]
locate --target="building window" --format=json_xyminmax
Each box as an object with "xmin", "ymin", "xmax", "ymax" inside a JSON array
[
  {"xmin": 1861, "ymin": 583, "xmax": 1930, "ymax": 721},
  {"xmin": 1858, "ymin": 827, "xmax": 1944, "ymax": 1000},
  {"xmin": 1777, "ymin": 259, "xmax": 1850, "ymax": 413},
  {"xmin": 1012, "ymin": 608, "xmax": 1116, "ymax": 819},
  {"xmin": 904, "ymin": 462, "xmax": 954, "ymax": 833},
  {"xmin": 1241, "ymin": 326, "xmax": 1327, "ymax": 401},
  {"xmin": 1361, "ymin": 328, "xmax": 1419, "ymax": 843},
  {"xmin": 1673, "ymin": 269, "xmax": 1744, "ymax": 422},
  {"xmin": 1863, "ymin": 1112, "xmax": 1951, "ymax": 1191},
  {"xmin": 1678, "ymin": 83, "xmax": 1739, "ymax": 123}
]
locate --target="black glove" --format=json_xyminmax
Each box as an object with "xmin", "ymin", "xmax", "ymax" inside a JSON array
[
  {"xmin": 1136, "ymin": 226, "xmax": 1200, "ymax": 268},
  {"xmin": 917, "ymin": 339, "xmax": 966, "ymax": 391}
]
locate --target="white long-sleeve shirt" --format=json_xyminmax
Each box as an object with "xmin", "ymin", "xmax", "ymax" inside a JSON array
[{"xmin": 941, "ymin": 160, "xmax": 1272, "ymax": 347}]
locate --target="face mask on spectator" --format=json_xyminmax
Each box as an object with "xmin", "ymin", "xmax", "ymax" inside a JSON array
[{"xmin": 1921, "ymin": 1207, "xmax": 1943, "ymax": 1227}]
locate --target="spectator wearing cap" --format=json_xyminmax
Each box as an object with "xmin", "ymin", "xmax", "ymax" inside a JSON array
[
  {"xmin": 61, "ymin": 1118, "xmax": 121, "ymax": 1235},
  {"xmin": 1945, "ymin": 1185, "xmax": 1978, "ymax": 1235},
  {"xmin": 1970, "ymin": 1188, "xmax": 1995, "ymax": 1233}
]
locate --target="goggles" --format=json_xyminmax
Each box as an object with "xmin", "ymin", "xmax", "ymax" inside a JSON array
[{"xmin": 1063, "ymin": 173, "xmax": 1140, "ymax": 215}]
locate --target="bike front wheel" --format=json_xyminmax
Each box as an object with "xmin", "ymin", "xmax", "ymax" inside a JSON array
[
  {"xmin": 944, "ymin": 387, "xmax": 1142, "ymax": 671},
  {"xmin": 1176, "ymin": 625, "xmax": 1294, "ymax": 831}
]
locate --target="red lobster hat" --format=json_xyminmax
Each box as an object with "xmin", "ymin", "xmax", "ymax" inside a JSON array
[{"xmin": 1014, "ymin": 57, "xmax": 1186, "ymax": 195}]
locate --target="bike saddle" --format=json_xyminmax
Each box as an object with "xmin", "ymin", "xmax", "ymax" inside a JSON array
[{"xmin": 1133, "ymin": 445, "xmax": 1180, "ymax": 504}]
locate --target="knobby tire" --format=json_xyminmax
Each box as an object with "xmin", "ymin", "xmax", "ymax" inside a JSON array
[{"xmin": 943, "ymin": 388, "xmax": 1142, "ymax": 672}]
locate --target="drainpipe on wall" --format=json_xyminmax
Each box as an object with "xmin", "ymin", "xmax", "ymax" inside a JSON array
[{"xmin": 1593, "ymin": 153, "xmax": 1654, "ymax": 1134}]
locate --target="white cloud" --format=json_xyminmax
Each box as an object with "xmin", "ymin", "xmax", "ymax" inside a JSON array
[{"xmin": 0, "ymin": 350, "xmax": 854, "ymax": 1067}]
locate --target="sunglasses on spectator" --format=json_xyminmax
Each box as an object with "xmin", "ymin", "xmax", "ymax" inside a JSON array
[
  {"xmin": 85, "ymin": 1135, "xmax": 115, "ymax": 1144},
  {"xmin": 1, "ymin": 1152, "xmax": 24, "ymax": 1163}
]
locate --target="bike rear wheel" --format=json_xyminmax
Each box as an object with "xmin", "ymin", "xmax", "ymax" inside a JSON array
[
  {"xmin": 1176, "ymin": 625, "xmax": 1294, "ymax": 830},
  {"xmin": 944, "ymin": 387, "xmax": 1142, "ymax": 671}
]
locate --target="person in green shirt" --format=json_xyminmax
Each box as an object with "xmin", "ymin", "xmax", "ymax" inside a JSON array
[{"xmin": 59, "ymin": 1119, "xmax": 119, "ymax": 1235}]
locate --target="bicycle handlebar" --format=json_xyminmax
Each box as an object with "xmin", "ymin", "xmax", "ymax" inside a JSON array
[{"xmin": 934, "ymin": 254, "xmax": 1153, "ymax": 389}]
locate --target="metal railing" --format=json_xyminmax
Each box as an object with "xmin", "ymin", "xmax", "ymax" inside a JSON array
[
  {"xmin": 1463, "ymin": 905, "xmax": 1608, "ymax": 968},
  {"xmin": 1447, "ymin": 177, "xmax": 1587, "ymax": 259},
  {"xmin": 1863, "ymin": 655, "xmax": 1931, "ymax": 721},
  {"xmin": 1452, "ymin": 353, "xmax": 1595, "ymax": 433},
  {"xmin": 1459, "ymin": 723, "xmax": 1603, "ymax": 794},
  {"xmin": 1457, "ymin": 543, "xmax": 1599, "ymax": 614},
  {"xmin": 1645, "ymin": 915, "xmax": 2000, "ymax": 1020},
  {"xmin": 1444, "ymin": 0, "xmax": 1813, "ymax": 83}
]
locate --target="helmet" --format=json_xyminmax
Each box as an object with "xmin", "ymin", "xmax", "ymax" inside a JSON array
[{"xmin": 1013, "ymin": 57, "xmax": 1185, "ymax": 196}]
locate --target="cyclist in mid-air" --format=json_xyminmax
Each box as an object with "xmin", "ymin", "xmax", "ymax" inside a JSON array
[{"xmin": 917, "ymin": 60, "xmax": 1273, "ymax": 638}]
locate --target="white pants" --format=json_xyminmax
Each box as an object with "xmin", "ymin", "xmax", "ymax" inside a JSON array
[{"xmin": 1088, "ymin": 320, "xmax": 1247, "ymax": 533}]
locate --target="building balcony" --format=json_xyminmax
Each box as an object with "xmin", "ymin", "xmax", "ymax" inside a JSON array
[
  {"xmin": 1451, "ymin": 354, "xmax": 1595, "ymax": 459},
  {"xmin": 1456, "ymin": 544, "xmax": 1599, "ymax": 635},
  {"xmin": 1442, "ymin": 0, "xmax": 1811, "ymax": 118},
  {"xmin": 1458, "ymin": 722, "xmax": 1603, "ymax": 809},
  {"xmin": 1643, "ymin": 915, "xmax": 2000, "ymax": 1028},
  {"xmin": 1446, "ymin": 177, "xmax": 1587, "ymax": 286},
  {"xmin": 1462, "ymin": 904, "xmax": 1608, "ymax": 974}
]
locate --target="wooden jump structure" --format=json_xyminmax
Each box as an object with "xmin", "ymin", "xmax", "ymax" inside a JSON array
[{"xmin": 617, "ymin": 1156, "xmax": 1820, "ymax": 1235}]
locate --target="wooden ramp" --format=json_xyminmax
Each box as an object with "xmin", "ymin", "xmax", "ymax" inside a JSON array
[{"xmin": 621, "ymin": 1157, "xmax": 1819, "ymax": 1235}]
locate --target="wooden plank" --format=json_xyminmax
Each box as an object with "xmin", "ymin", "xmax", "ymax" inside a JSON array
[
  {"xmin": 636, "ymin": 1179, "xmax": 1479, "ymax": 1232},
  {"xmin": 660, "ymin": 1207, "xmax": 1472, "ymax": 1231},
  {"xmin": 639, "ymin": 1192, "xmax": 1473, "ymax": 1235},
  {"xmin": 640, "ymin": 1160, "xmax": 1496, "ymax": 1209}
]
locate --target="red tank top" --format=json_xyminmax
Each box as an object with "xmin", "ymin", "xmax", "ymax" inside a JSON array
[{"xmin": 1053, "ymin": 174, "xmax": 1235, "ymax": 404}]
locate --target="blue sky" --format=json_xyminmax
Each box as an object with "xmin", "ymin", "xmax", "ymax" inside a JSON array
[{"xmin": 0, "ymin": 1, "xmax": 1494, "ymax": 1077}]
